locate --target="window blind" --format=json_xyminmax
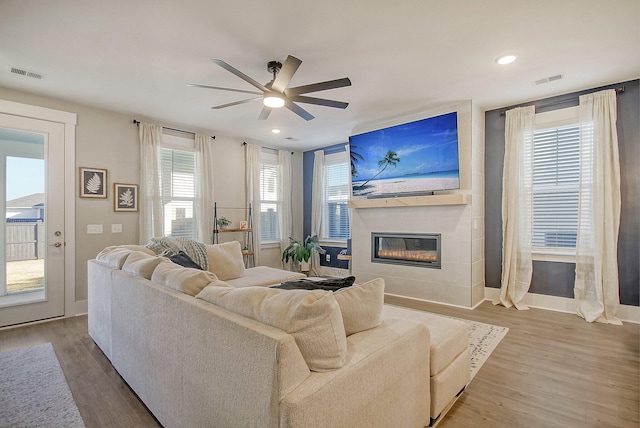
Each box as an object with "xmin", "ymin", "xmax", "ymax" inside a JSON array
[
  {"xmin": 324, "ymin": 161, "xmax": 350, "ymax": 240},
  {"xmin": 532, "ymin": 124, "xmax": 580, "ymax": 248},
  {"xmin": 161, "ymin": 148, "xmax": 195, "ymax": 238},
  {"xmin": 259, "ymin": 163, "xmax": 280, "ymax": 241}
]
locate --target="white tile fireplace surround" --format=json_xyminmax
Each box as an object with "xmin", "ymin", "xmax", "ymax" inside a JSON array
[{"xmin": 351, "ymin": 203, "xmax": 477, "ymax": 308}]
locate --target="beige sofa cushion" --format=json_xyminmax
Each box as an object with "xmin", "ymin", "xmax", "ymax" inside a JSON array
[
  {"xmin": 334, "ymin": 278, "xmax": 385, "ymax": 336},
  {"xmin": 382, "ymin": 305, "xmax": 468, "ymax": 376},
  {"xmin": 205, "ymin": 241, "xmax": 245, "ymax": 280},
  {"xmin": 119, "ymin": 245, "xmax": 156, "ymax": 256},
  {"xmin": 226, "ymin": 266, "xmax": 306, "ymax": 288},
  {"xmin": 152, "ymin": 260, "xmax": 228, "ymax": 296},
  {"xmin": 122, "ymin": 251, "xmax": 163, "ymax": 279},
  {"xmin": 96, "ymin": 246, "xmax": 133, "ymax": 269},
  {"xmin": 196, "ymin": 286, "xmax": 347, "ymax": 372}
]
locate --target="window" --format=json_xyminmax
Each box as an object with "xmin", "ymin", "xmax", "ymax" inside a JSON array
[
  {"xmin": 322, "ymin": 152, "xmax": 350, "ymax": 241},
  {"xmin": 161, "ymin": 134, "xmax": 196, "ymax": 239},
  {"xmin": 532, "ymin": 107, "xmax": 580, "ymax": 255},
  {"xmin": 259, "ymin": 151, "xmax": 280, "ymax": 243}
]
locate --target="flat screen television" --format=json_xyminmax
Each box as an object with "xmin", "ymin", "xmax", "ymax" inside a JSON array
[{"xmin": 350, "ymin": 111, "xmax": 460, "ymax": 198}]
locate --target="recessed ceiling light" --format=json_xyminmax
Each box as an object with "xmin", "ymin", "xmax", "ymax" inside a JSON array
[
  {"xmin": 496, "ymin": 54, "xmax": 518, "ymax": 65},
  {"xmin": 271, "ymin": 129, "xmax": 281, "ymax": 134}
]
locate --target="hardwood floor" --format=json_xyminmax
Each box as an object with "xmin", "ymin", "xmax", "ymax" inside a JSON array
[
  {"xmin": 1, "ymin": 301, "xmax": 638, "ymax": 428},
  {"xmin": 0, "ymin": 316, "xmax": 160, "ymax": 427}
]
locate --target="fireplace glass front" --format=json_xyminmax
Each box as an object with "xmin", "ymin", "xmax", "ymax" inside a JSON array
[{"xmin": 371, "ymin": 233, "xmax": 441, "ymax": 269}]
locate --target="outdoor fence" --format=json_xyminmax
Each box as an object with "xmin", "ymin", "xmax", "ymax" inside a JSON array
[{"xmin": 6, "ymin": 221, "xmax": 44, "ymax": 261}]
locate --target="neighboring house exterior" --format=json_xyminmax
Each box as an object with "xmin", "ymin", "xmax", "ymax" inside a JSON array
[{"xmin": 6, "ymin": 193, "xmax": 44, "ymax": 222}]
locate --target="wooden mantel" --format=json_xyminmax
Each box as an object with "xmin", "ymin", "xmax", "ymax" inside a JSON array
[{"xmin": 347, "ymin": 193, "xmax": 471, "ymax": 209}]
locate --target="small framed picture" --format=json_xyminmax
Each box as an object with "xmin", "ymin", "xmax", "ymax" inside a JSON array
[
  {"xmin": 114, "ymin": 183, "xmax": 138, "ymax": 212},
  {"xmin": 239, "ymin": 220, "xmax": 248, "ymax": 230},
  {"xmin": 80, "ymin": 167, "xmax": 107, "ymax": 198}
]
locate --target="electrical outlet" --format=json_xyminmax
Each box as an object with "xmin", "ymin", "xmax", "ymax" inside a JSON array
[
  {"xmin": 87, "ymin": 224, "xmax": 103, "ymax": 234},
  {"xmin": 326, "ymin": 254, "xmax": 331, "ymax": 262}
]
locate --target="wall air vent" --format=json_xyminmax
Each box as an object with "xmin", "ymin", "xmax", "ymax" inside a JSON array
[
  {"xmin": 533, "ymin": 74, "xmax": 564, "ymax": 86},
  {"xmin": 9, "ymin": 66, "xmax": 46, "ymax": 80}
]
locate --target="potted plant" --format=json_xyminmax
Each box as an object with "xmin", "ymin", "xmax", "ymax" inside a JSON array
[
  {"xmin": 216, "ymin": 216, "xmax": 231, "ymax": 230},
  {"xmin": 281, "ymin": 235, "xmax": 326, "ymax": 273}
]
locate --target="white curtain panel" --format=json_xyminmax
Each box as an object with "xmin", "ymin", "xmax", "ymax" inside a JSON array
[
  {"xmin": 310, "ymin": 150, "xmax": 325, "ymax": 276},
  {"xmin": 574, "ymin": 89, "xmax": 622, "ymax": 325},
  {"xmin": 195, "ymin": 133, "xmax": 215, "ymax": 243},
  {"xmin": 496, "ymin": 106, "xmax": 535, "ymax": 310},
  {"xmin": 278, "ymin": 150, "xmax": 293, "ymax": 261},
  {"xmin": 138, "ymin": 122, "xmax": 163, "ymax": 244},
  {"xmin": 245, "ymin": 143, "xmax": 262, "ymax": 265}
]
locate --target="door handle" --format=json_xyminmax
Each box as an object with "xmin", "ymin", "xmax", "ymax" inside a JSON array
[{"xmin": 49, "ymin": 242, "xmax": 63, "ymax": 248}]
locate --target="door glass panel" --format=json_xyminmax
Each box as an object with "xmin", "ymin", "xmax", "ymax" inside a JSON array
[{"xmin": 5, "ymin": 156, "xmax": 45, "ymax": 295}]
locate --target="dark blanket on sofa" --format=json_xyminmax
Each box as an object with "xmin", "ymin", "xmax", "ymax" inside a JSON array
[{"xmin": 271, "ymin": 276, "xmax": 356, "ymax": 291}]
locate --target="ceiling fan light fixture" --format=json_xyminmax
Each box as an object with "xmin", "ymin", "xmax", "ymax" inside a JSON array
[
  {"xmin": 496, "ymin": 54, "xmax": 518, "ymax": 65},
  {"xmin": 263, "ymin": 94, "xmax": 285, "ymax": 108}
]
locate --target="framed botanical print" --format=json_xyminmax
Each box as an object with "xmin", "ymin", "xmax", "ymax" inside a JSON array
[
  {"xmin": 114, "ymin": 183, "xmax": 138, "ymax": 212},
  {"xmin": 80, "ymin": 167, "xmax": 107, "ymax": 198}
]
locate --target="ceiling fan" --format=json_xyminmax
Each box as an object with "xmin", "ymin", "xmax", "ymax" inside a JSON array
[{"xmin": 187, "ymin": 55, "xmax": 351, "ymax": 121}]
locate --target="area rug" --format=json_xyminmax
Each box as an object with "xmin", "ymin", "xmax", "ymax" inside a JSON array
[
  {"xmin": 384, "ymin": 305, "xmax": 508, "ymax": 380},
  {"xmin": 0, "ymin": 343, "xmax": 86, "ymax": 428},
  {"xmin": 445, "ymin": 315, "xmax": 509, "ymax": 380}
]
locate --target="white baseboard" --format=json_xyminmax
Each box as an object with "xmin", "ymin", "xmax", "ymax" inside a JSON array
[
  {"xmin": 70, "ymin": 299, "xmax": 87, "ymax": 317},
  {"xmin": 484, "ymin": 287, "xmax": 640, "ymax": 324}
]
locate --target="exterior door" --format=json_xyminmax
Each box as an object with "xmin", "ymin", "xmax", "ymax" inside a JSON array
[{"xmin": 0, "ymin": 113, "xmax": 65, "ymax": 327}]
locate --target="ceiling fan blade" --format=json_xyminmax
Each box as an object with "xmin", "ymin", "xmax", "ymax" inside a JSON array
[
  {"xmin": 271, "ymin": 55, "xmax": 302, "ymax": 93},
  {"xmin": 211, "ymin": 59, "xmax": 269, "ymax": 92},
  {"xmin": 290, "ymin": 95, "xmax": 349, "ymax": 109},
  {"xmin": 285, "ymin": 77, "xmax": 352, "ymax": 97},
  {"xmin": 285, "ymin": 100, "xmax": 314, "ymax": 121},
  {"xmin": 187, "ymin": 83, "xmax": 262, "ymax": 95},
  {"xmin": 211, "ymin": 97, "xmax": 261, "ymax": 109},
  {"xmin": 258, "ymin": 106, "xmax": 272, "ymax": 120}
]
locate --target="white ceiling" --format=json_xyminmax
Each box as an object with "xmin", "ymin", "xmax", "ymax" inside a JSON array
[{"xmin": 1, "ymin": 0, "xmax": 638, "ymax": 150}]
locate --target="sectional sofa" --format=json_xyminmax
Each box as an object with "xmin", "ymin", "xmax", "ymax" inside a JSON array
[{"xmin": 87, "ymin": 242, "xmax": 469, "ymax": 427}]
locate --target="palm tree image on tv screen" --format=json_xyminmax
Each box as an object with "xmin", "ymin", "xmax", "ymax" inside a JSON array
[{"xmin": 350, "ymin": 111, "xmax": 460, "ymax": 198}]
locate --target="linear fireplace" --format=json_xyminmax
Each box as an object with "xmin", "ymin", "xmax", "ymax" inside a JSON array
[{"xmin": 371, "ymin": 233, "xmax": 441, "ymax": 269}]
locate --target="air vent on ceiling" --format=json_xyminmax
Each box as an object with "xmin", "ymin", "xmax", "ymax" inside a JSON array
[
  {"xmin": 533, "ymin": 74, "xmax": 564, "ymax": 86},
  {"xmin": 9, "ymin": 66, "xmax": 46, "ymax": 80},
  {"xmin": 285, "ymin": 137, "xmax": 299, "ymax": 141}
]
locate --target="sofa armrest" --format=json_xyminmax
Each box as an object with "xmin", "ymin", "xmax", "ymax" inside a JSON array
[
  {"xmin": 280, "ymin": 318, "xmax": 431, "ymax": 428},
  {"xmin": 87, "ymin": 259, "xmax": 115, "ymax": 360}
]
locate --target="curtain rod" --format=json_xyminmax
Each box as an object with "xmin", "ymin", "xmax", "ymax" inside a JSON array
[
  {"xmin": 132, "ymin": 120, "xmax": 215, "ymax": 139},
  {"xmin": 499, "ymin": 85, "xmax": 625, "ymax": 116},
  {"xmin": 242, "ymin": 141, "xmax": 293, "ymax": 155}
]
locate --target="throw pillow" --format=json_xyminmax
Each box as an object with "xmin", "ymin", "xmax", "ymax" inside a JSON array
[
  {"xmin": 167, "ymin": 251, "xmax": 203, "ymax": 270},
  {"xmin": 334, "ymin": 278, "xmax": 385, "ymax": 336},
  {"xmin": 95, "ymin": 246, "xmax": 134, "ymax": 269},
  {"xmin": 151, "ymin": 260, "xmax": 228, "ymax": 296},
  {"xmin": 272, "ymin": 276, "xmax": 356, "ymax": 291},
  {"xmin": 119, "ymin": 245, "xmax": 156, "ymax": 256},
  {"xmin": 196, "ymin": 286, "xmax": 347, "ymax": 372},
  {"xmin": 122, "ymin": 251, "xmax": 163, "ymax": 279},
  {"xmin": 205, "ymin": 241, "xmax": 245, "ymax": 280}
]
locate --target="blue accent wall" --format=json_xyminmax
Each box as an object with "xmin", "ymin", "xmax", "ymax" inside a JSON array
[{"xmin": 484, "ymin": 79, "xmax": 639, "ymax": 306}]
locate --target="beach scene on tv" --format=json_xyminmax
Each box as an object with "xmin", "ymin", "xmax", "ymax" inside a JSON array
[{"xmin": 350, "ymin": 111, "xmax": 460, "ymax": 198}]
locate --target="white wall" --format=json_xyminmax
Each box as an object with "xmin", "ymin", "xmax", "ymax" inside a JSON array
[{"xmin": 0, "ymin": 86, "xmax": 303, "ymax": 310}]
